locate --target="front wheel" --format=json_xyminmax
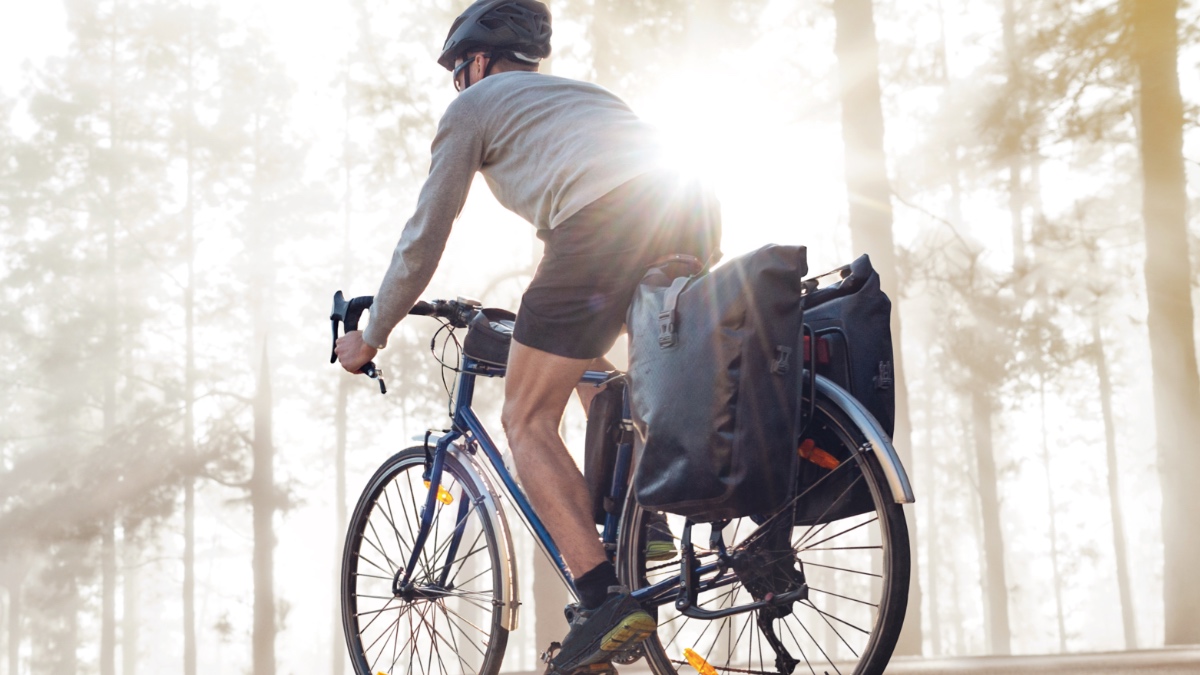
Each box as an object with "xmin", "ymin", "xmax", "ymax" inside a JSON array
[
  {"xmin": 617, "ymin": 398, "xmax": 910, "ymax": 675},
  {"xmin": 341, "ymin": 447, "xmax": 508, "ymax": 675}
]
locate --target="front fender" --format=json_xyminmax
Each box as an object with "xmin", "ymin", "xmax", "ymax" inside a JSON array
[{"xmin": 446, "ymin": 440, "xmax": 521, "ymax": 631}]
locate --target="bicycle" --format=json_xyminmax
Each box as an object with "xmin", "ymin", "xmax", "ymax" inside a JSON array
[{"xmin": 329, "ymin": 284, "xmax": 915, "ymax": 675}]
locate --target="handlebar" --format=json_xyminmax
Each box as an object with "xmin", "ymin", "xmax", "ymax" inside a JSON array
[
  {"xmin": 329, "ymin": 291, "xmax": 486, "ymax": 394},
  {"xmin": 406, "ymin": 297, "xmax": 481, "ymax": 328},
  {"xmin": 330, "ymin": 291, "xmax": 386, "ymax": 393}
]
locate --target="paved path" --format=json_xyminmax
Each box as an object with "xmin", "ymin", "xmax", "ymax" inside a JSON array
[
  {"xmin": 506, "ymin": 647, "xmax": 1200, "ymax": 675},
  {"xmin": 884, "ymin": 648, "xmax": 1200, "ymax": 674}
]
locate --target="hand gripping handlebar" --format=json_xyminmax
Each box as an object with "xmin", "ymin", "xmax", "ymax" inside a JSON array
[
  {"xmin": 329, "ymin": 292, "xmax": 485, "ymax": 395},
  {"xmin": 330, "ymin": 290, "xmax": 387, "ymax": 394}
]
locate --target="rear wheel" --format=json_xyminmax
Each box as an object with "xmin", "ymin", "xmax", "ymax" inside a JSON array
[
  {"xmin": 342, "ymin": 447, "xmax": 508, "ymax": 675},
  {"xmin": 617, "ymin": 398, "xmax": 909, "ymax": 675}
]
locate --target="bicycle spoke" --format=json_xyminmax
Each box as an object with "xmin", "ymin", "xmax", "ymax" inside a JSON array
[
  {"xmin": 388, "ymin": 480, "xmax": 432, "ymax": 583},
  {"xmin": 435, "ymin": 604, "xmax": 492, "ymax": 654},
  {"xmin": 800, "ymin": 599, "xmax": 862, "ymax": 656},
  {"xmin": 362, "ymin": 522, "xmax": 402, "ymax": 574},
  {"xmin": 435, "ymin": 537, "xmax": 489, "ymax": 588},
  {"xmin": 434, "ymin": 599, "xmax": 474, "ymax": 674},
  {"xmin": 799, "ymin": 516, "xmax": 878, "ymax": 553},
  {"xmin": 720, "ymin": 611, "xmax": 754, "ymax": 671},
  {"xmin": 800, "ymin": 598, "xmax": 870, "ymax": 637},
  {"xmin": 793, "ymin": 612, "xmax": 841, "ymax": 675},
  {"xmin": 800, "ymin": 560, "xmax": 881, "ymax": 579},
  {"xmin": 379, "ymin": 485, "xmax": 414, "ymax": 562},
  {"xmin": 793, "ymin": 520, "xmax": 832, "ymax": 550},
  {"xmin": 804, "ymin": 545, "xmax": 881, "ymax": 552},
  {"xmin": 363, "ymin": 610, "xmax": 402, "ymax": 672},
  {"xmin": 792, "ymin": 469, "xmax": 866, "ymax": 545},
  {"xmin": 780, "ymin": 619, "xmax": 819, "ymax": 675},
  {"xmin": 354, "ymin": 571, "xmax": 395, "ymax": 582},
  {"xmin": 354, "ymin": 548, "xmax": 394, "ymax": 578},
  {"xmin": 755, "ymin": 449, "xmax": 866, "ymax": 535},
  {"xmin": 397, "ymin": 474, "xmax": 434, "ymax": 580},
  {"xmin": 807, "ymin": 586, "xmax": 878, "ymax": 608},
  {"xmin": 422, "ymin": 497, "xmax": 478, "ymax": 575}
]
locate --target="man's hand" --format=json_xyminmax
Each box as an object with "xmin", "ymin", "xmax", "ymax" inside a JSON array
[{"xmin": 335, "ymin": 330, "xmax": 379, "ymax": 374}]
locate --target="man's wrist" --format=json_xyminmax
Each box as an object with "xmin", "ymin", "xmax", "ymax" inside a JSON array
[{"xmin": 361, "ymin": 329, "xmax": 386, "ymax": 351}]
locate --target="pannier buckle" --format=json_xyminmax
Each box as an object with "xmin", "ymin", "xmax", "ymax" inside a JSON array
[
  {"xmin": 657, "ymin": 276, "xmax": 689, "ymax": 349},
  {"xmin": 658, "ymin": 310, "xmax": 677, "ymax": 348},
  {"xmin": 770, "ymin": 346, "xmax": 792, "ymax": 375},
  {"xmin": 874, "ymin": 360, "xmax": 893, "ymax": 390}
]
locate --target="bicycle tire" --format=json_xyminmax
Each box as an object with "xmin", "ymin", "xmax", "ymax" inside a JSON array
[
  {"xmin": 342, "ymin": 447, "xmax": 509, "ymax": 675},
  {"xmin": 616, "ymin": 396, "xmax": 910, "ymax": 675}
]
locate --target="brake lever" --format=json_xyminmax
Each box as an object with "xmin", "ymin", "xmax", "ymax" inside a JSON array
[{"xmin": 330, "ymin": 290, "xmax": 387, "ymax": 394}]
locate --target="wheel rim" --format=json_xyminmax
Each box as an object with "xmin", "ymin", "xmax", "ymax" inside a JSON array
[
  {"xmin": 343, "ymin": 450, "xmax": 506, "ymax": 675},
  {"xmin": 620, "ymin": 404, "xmax": 908, "ymax": 675}
]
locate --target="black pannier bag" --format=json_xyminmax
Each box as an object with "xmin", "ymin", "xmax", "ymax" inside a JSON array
[
  {"xmin": 792, "ymin": 254, "xmax": 893, "ymax": 526},
  {"xmin": 803, "ymin": 254, "xmax": 895, "ymax": 435},
  {"xmin": 584, "ymin": 380, "xmax": 626, "ymax": 525},
  {"xmin": 627, "ymin": 244, "xmax": 807, "ymax": 522}
]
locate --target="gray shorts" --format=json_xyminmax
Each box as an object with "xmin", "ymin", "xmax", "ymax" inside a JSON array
[{"xmin": 512, "ymin": 170, "xmax": 722, "ymax": 360}]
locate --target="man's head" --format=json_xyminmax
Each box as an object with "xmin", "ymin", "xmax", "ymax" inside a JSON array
[{"xmin": 439, "ymin": 0, "xmax": 551, "ymax": 90}]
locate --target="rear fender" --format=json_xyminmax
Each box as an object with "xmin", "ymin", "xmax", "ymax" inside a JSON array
[{"xmin": 814, "ymin": 376, "xmax": 916, "ymax": 504}]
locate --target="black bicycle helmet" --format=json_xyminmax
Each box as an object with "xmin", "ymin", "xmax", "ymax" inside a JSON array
[{"xmin": 438, "ymin": 0, "xmax": 552, "ymax": 71}]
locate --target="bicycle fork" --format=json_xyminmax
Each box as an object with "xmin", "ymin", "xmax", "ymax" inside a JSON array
[{"xmin": 394, "ymin": 432, "xmax": 461, "ymax": 597}]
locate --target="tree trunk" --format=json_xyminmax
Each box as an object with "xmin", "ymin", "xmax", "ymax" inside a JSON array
[
  {"xmin": 332, "ymin": 376, "xmax": 349, "ymax": 675},
  {"xmin": 102, "ymin": 14, "xmax": 122, "ymax": 673},
  {"xmin": 1092, "ymin": 316, "xmax": 1136, "ymax": 649},
  {"xmin": 252, "ymin": 344, "xmax": 277, "ymax": 674},
  {"xmin": 6, "ymin": 582, "xmax": 17, "ymax": 675},
  {"xmin": 923, "ymin": 396, "xmax": 941, "ymax": 656},
  {"xmin": 332, "ymin": 70, "xmax": 352, "ymax": 675},
  {"xmin": 1132, "ymin": 0, "xmax": 1200, "ymax": 646},
  {"xmin": 122, "ymin": 523, "xmax": 138, "ymax": 675},
  {"xmin": 101, "ymin": 520, "xmax": 117, "ymax": 675},
  {"xmin": 1038, "ymin": 379, "xmax": 1066, "ymax": 652},
  {"xmin": 182, "ymin": 14, "xmax": 198, "ymax": 674},
  {"xmin": 970, "ymin": 391, "xmax": 1010, "ymax": 654},
  {"xmin": 65, "ymin": 573, "xmax": 80, "ymax": 674},
  {"xmin": 1002, "ymin": 0, "xmax": 1026, "ymax": 269},
  {"xmin": 830, "ymin": 0, "xmax": 920, "ymax": 654}
]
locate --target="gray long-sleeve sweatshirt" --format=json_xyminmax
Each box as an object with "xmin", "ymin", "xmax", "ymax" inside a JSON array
[{"xmin": 362, "ymin": 71, "xmax": 665, "ymax": 349}]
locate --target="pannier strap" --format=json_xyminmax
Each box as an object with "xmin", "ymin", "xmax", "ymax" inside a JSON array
[
  {"xmin": 658, "ymin": 276, "xmax": 689, "ymax": 348},
  {"xmin": 649, "ymin": 255, "xmax": 702, "ymax": 349}
]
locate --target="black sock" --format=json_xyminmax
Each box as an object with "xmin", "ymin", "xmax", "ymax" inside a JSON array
[{"xmin": 575, "ymin": 561, "xmax": 618, "ymax": 610}]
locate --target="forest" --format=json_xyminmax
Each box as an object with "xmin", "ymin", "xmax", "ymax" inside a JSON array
[{"xmin": 1, "ymin": 0, "xmax": 1198, "ymax": 673}]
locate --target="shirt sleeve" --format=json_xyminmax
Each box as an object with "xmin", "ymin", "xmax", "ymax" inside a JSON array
[{"xmin": 363, "ymin": 100, "xmax": 484, "ymax": 349}]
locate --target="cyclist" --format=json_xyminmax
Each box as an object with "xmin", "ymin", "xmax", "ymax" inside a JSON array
[{"xmin": 334, "ymin": 1, "xmax": 720, "ymax": 671}]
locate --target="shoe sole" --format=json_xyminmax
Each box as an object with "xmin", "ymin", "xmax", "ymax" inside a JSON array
[
  {"xmin": 599, "ymin": 610, "xmax": 657, "ymax": 654},
  {"xmin": 551, "ymin": 608, "xmax": 657, "ymax": 672},
  {"xmin": 644, "ymin": 541, "xmax": 677, "ymax": 561}
]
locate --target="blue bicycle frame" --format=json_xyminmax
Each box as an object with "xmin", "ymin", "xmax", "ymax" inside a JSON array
[
  {"xmin": 396, "ymin": 355, "xmax": 821, "ymax": 616},
  {"xmin": 397, "ymin": 355, "xmax": 618, "ymax": 600}
]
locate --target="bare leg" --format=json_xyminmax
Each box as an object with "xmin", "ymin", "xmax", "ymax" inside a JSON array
[{"xmin": 503, "ymin": 340, "xmax": 607, "ymax": 577}]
